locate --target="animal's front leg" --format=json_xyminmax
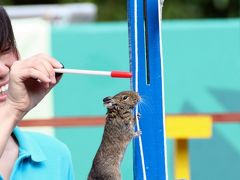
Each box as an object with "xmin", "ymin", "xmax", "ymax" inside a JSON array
[
  {"xmin": 133, "ymin": 130, "xmax": 142, "ymax": 137},
  {"xmin": 133, "ymin": 113, "xmax": 141, "ymax": 123},
  {"xmin": 137, "ymin": 112, "xmax": 141, "ymax": 119}
]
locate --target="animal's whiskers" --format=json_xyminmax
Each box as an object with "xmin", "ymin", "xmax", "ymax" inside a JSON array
[
  {"xmin": 88, "ymin": 91, "xmax": 141, "ymax": 180},
  {"xmin": 136, "ymin": 95, "xmax": 153, "ymax": 115}
]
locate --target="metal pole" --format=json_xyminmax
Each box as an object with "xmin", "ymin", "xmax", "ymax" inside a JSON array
[{"xmin": 128, "ymin": 0, "xmax": 168, "ymax": 179}]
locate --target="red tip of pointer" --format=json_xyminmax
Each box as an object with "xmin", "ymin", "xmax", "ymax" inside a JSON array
[{"xmin": 111, "ymin": 71, "xmax": 132, "ymax": 78}]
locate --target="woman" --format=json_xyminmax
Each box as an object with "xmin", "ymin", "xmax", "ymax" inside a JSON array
[{"xmin": 0, "ymin": 7, "xmax": 74, "ymax": 180}]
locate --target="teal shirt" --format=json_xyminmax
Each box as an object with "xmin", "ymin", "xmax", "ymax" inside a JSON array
[{"xmin": 0, "ymin": 127, "xmax": 74, "ymax": 180}]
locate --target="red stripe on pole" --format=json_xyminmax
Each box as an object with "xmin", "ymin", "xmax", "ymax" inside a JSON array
[{"xmin": 111, "ymin": 71, "xmax": 132, "ymax": 78}]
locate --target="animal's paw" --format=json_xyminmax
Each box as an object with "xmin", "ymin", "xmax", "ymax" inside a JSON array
[
  {"xmin": 137, "ymin": 113, "xmax": 141, "ymax": 119},
  {"xmin": 134, "ymin": 130, "xmax": 142, "ymax": 137}
]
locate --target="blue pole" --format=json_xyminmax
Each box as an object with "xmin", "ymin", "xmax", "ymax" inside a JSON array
[{"xmin": 128, "ymin": 0, "xmax": 168, "ymax": 179}]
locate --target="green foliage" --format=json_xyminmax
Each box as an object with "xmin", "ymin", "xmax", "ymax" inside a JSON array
[
  {"xmin": 1, "ymin": 0, "xmax": 239, "ymax": 21},
  {"xmin": 163, "ymin": 0, "xmax": 240, "ymax": 19},
  {"xmin": 57, "ymin": 0, "xmax": 127, "ymax": 21}
]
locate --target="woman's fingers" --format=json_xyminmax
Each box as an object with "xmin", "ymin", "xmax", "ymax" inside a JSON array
[
  {"xmin": 36, "ymin": 53, "xmax": 62, "ymax": 69},
  {"xmin": 25, "ymin": 68, "xmax": 51, "ymax": 85},
  {"xmin": 6, "ymin": 53, "xmax": 63, "ymax": 115},
  {"xmin": 13, "ymin": 54, "xmax": 62, "ymax": 84},
  {"xmin": 40, "ymin": 59, "xmax": 56, "ymax": 84},
  {"xmin": 33, "ymin": 54, "xmax": 63, "ymax": 84}
]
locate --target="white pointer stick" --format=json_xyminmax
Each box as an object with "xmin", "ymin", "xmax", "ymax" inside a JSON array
[{"xmin": 54, "ymin": 68, "xmax": 132, "ymax": 78}]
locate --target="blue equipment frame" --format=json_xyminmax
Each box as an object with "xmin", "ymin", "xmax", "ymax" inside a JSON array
[{"xmin": 128, "ymin": 0, "xmax": 168, "ymax": 179}]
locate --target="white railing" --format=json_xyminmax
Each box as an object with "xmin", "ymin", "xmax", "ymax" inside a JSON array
[{"xmin": 5, "ymin": 3, "xmax": 97, "ymax": 23}]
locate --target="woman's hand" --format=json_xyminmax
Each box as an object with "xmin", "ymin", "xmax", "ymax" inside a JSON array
[{"xmin": 6, "ymin": 53, "xmax": 63, "ymax": 119}]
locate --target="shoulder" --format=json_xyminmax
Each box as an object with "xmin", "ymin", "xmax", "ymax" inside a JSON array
[
  {"xmin": 14, "ymin": 128, "xmax": 75, "ymax": 179},
  {"xmin": 24, "ymin": 131, "xmax": 74, "ymax": 177},
  {"xmin": 24, "ymin": 131, "xmax": 71, "ymax": 158}
]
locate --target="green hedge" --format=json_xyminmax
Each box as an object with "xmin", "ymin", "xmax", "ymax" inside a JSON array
[{"xmin": 2, "ymin": 0, "xmax": 239, "ymax": 21}]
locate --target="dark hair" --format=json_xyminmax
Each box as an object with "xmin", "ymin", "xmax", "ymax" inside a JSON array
[{"xmin": 0, "ymin": 6, "xmax": 18, "ymax": 58}]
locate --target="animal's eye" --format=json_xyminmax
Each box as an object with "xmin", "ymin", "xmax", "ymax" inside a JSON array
[{"xmin": 123, "ymin": 96, "xmax": 129, "ymax": 100}]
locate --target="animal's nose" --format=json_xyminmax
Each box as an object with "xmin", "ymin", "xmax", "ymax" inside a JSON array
[{"xmin": 103, "ymin": 96, "xmax": 112, "ymax": 103}]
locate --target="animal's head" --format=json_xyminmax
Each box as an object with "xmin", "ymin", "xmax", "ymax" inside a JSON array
[{"xmin": 103, "ymin": 91, "xmax": 140, "ymax": 110}]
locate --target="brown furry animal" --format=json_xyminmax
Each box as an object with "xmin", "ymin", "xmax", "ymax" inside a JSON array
[{"xmin": 88, "ymin": 91, "xmax": 141, "ymax": 180}]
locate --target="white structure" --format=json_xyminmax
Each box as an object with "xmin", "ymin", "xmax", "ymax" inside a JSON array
[{"xmin": 5, "ymin": 3, "xmax": 97, "ymax": 24}]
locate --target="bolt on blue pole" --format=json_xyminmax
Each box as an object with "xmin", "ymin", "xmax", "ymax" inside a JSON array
[{"xmin": 128, "ymin": 0, "xmax": 168, "ymax": 179}]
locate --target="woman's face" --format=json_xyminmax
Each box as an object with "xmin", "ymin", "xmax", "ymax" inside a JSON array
[{"xmin": 0, "ymin": 52, "xmax": 17, "ymax": 103}]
